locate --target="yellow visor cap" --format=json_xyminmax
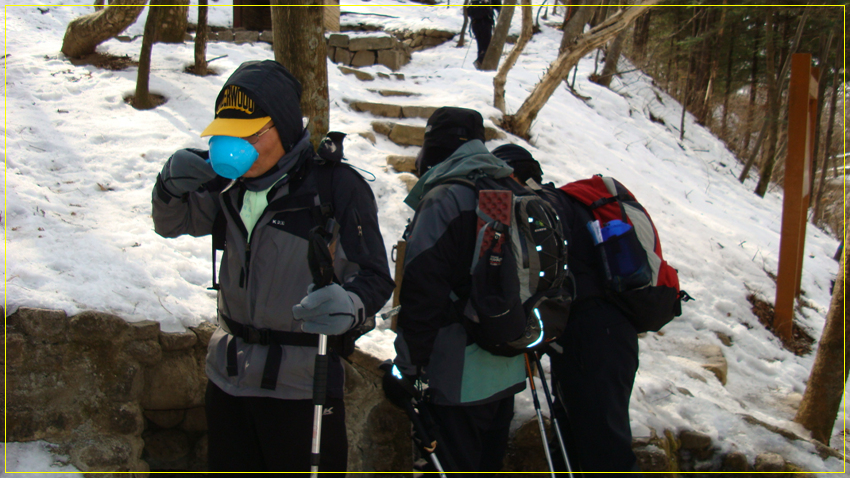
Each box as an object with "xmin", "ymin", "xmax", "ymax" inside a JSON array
[{"xmin": 200, "ymin": 116, "xmax": 272, "ymax": 138}]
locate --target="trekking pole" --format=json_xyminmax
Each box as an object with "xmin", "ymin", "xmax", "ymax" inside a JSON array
[
  {"xmin": 525, "ymin": 354, "xmax": 556, "ymax": 478},
  {"xmin": 307, "ymin": 226, "xmax": 336, "ymax": 478},
  {"xmin": 462, "ymin": 28, "xmax": 473, "ymax": 67},
  {"xmin": 380, "ymin": 362, "xmax": 449, "ymax": 477},
  {"xmin": 310, "ymin": 334, "xmax": 328, "ymax": 478},
  {"xmin": 532, "ymin": 352, "xmax": 575, "ymax": 477},
  {"xmin": 405, "ymin": 400, "xmax": 447, "ymax": 477}
]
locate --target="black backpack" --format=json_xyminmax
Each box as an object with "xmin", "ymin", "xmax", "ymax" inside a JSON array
[{"xmin": 448, "ymin": 176, "xmax": 573, "ymax": 357}]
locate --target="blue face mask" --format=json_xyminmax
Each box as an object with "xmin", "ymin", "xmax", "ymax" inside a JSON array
[{"xmin": 208, "ymin": 136, "xmax": 259, "ymax": 179}]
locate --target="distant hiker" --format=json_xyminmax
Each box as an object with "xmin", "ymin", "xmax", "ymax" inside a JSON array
[
  {"xmin": 151, "ymin": 60, "xmax": 394, "ymax": 472},
  {"xmin": 493, "ymin": 144, "xmax": 646, "ymax": 473},
  {"xmin": 466, "ymin": 0, "xmax": 501, "ymax": 68},
  {"xmin": 384, "ymin": 107, "xmax": 526, "ymax": 473}
]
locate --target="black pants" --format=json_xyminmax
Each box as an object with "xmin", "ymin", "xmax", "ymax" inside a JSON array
[
  {"xmin": 471, "ymin": 20, "xmax": 493, "ymax": 64},
  {"xmin": 420, "ymin": 395, "xmax": 514, "ymax": 474},
  {"xmin": 547, "ymin": 300, "xmax": 643, "ymax": 474},
  {"xmin": 205, "ymin": 380, "xmax": 348, "ymax": 473}
]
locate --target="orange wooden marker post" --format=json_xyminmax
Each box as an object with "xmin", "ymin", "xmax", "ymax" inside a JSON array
[{"xmin": 774, "ymin": 53, "xmax": 819, "ymax": 343}]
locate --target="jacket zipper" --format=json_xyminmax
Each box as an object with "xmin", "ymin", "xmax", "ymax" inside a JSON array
[
  {"xmin": 353, "ymin": 209, "xmax": 363, "ymax": 237},
  {"xmin": 223, "ymin": 188, "xmax": 250, "ymax": 289}
]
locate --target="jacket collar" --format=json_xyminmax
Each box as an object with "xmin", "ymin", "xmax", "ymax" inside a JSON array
[
  {"xmin": 241, "ymin": 130, "xmax": 313, "ymax": 192},
  {"xmin": 404, "ymin": 140, "xmax": 513, "ymax": 209}
]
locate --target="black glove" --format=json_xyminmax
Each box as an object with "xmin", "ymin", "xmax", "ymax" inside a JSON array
[
  {"xmin": 157, "ymin": 148, "xmax": 217, "ymax": 199},
  {"xmin": 380, "ymin": 361, "xmax": 419, "ymax": 409}
]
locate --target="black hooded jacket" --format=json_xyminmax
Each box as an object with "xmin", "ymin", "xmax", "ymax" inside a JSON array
[{"xmin": 152, "ymin": 60, "xmax": 394, "ymax": 400}]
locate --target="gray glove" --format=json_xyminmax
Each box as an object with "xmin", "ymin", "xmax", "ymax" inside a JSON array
[
  {"xmin": 292, "ymin": 283, "xmax": 360, "ymax": 335},
  {"xmin": 159, "ymin": 149, "xmax": 217, "ymax": 197}
]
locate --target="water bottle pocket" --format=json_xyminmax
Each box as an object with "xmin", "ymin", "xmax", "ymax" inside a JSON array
[{"xmin": 598, "ymin": 226, "xmax": 652, "ymax": 292}]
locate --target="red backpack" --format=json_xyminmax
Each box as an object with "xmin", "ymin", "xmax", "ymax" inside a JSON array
[{"xmin": 560, "ymin": 175, "xmax": 691, "ymax": 333}]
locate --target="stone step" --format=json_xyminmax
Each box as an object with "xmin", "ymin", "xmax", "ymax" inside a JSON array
[
  {"xmin": 397, "ymin": 172, "xmax": 419, "ymax": 192},
  {"xmin": 371, "ymin": 120, "xmax": 507, "ymax": 147},
  {"xmin": 372, "ymin": 121, "xmax": 424, "ymax": 147},
  {"xmin": 387, "ymin": 155, "xmax": 417, "ymax": 173},
  {"xmin": 350, "ymin": 101, "xmax": 437, "ymax": 120},
  {"xmin": 337, "ymin": 65, "xmax": 404, "ymax": 82},
  {"xmin": 367, "ymin": 89, "xmax": 421, "ymax": 97}
]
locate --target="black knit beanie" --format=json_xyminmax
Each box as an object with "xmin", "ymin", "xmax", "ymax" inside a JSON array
[{"xmin": 491, "ymin": 144, "xmax": 543, "ymax": 185}]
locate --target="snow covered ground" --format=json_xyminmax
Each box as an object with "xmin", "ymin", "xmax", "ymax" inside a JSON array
[{"xmin": 2, "ymin": 1, "xmax": 846, "ymax": 474}]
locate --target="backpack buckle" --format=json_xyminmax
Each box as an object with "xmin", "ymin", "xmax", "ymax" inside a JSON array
[{"xmin": 244, "ymin": 326, "xmax": 271, "ymax": 346}]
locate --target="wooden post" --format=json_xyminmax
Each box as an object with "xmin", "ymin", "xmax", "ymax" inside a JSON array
[
  {"xmin": 773, "ymin": 53, "xmax": 819, "ymax": 343},
  {"xmin": 323, "ymin": 0, "xmax": 340, "ymax": 32},
  {"xmin": 232, "ymin": 1, "xmax": 242, "ymax": 29}
]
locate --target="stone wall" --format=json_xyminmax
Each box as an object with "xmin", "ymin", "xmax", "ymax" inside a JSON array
[
  {"xmin": 328, "ymin": 33, "xmax": 412, "ymax": 71},
  {"xmin": 4, "ymin": 307, "xmax": 409, "ymax": 475},
  {"xmin": 327, "ymin": 29, "xmax": 456, "ymax": 71},
  {"xmin": 5, "ymin": 307, "xmax": 836, "ymax": 475},
  {"xmin": 177, "ymin": 27, "xmax": 454, "ymax": 73}
]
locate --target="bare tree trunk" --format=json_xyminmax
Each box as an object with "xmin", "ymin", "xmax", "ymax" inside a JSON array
[
  {"xmin": 133, "ymin": 3, "xmax": 159, "ymax": 110},
  {"xmin": 664, "ymin": 12, "xmax": 676, "ymax": 93},
  {"xmin": 678, "ymin": 8, "xmax": 699, "ymax": 141},
  {"xmin": 193, "ymin": 0, "xmax": 208, "ymax": 76},
  {"xmin": 631, "ymin": 7, "xmax": 650, "ymax": 65},
  {"xmin": 794, "ymin": 224, "xmax": 849, "ymax": 445},
  {"xmin": 720, "ymin": 19, "xmax": 734, "ymax": 140},
  {"xmin": 457, "ymin": 0, "xmax": 470, "ymax": 47},
  {"xmin": 494, "ymin": 0, "xmax": 532, "ymax": 113},
  {"xmin": 589, "ymin": 0, "xmax": 609, "ymax": 28},
  {"xmin": 592, "ymin": 27, "xmax": 627, "ymax": 88},
  {"xmin": 61, "ymin": 0, "xmax": 147, "ymax": 58},
  {"xmin": 271, "ymin": 4, "xmax": 329, "ymax": 151},
  {"xmin": 742, "ymin": 26, "xmax": 760, "ymax": 155},
  {"xmin": 562, "ymin": 0, "xmax": 578, "ymax": 29},
  {"xmin": 755, "ymin": 7, "xmax": 779, "ymax": 198},
  {"xmin": 501, "ymin": 1, "xmax": 659, "ymax": 139},
  {"xmin": 739, "ymin": 9, "xmax": 808, "ymax": 184},
  {"xmin": 697, "ymin": 8, "xmax": 722, "ymax": 130},
  {"xmin": 808, "ymin": 29, "xmax": 834, "ymax": 207},
  {"xmin": 559, "ymin": 0, "xmax": 599, "ymax": 54},
  {"xmin": 154, "ymin": 1, "xmax": 189, "ymax": 43},
  {"xmin": 813, "ymin": 62, "xmax": 842, "ymax": 222},
  {"xmin": 480, "ymin": 5, "xmax": 515, "ymax": 71}
]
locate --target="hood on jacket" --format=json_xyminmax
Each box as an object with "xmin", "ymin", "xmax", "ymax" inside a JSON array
[
  {"xmin": 404, "ymin": 140, "xmax": 513, "ymax": 209},
  {"xmin": 206, "ymin": 60, "xmax": 305, "ymax": 152},
  {"xmin": 242, "ymin": 129, "xmax": 314, "ymax": 192}
]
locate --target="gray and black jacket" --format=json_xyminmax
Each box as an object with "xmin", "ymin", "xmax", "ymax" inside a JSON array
[
  {"xmin": 152, "ymin": 135, "xmax": 394, "ymax": 400},
  {"xmin": 394, "ymin": 140, "xmax": 526, "ymax": 406}
]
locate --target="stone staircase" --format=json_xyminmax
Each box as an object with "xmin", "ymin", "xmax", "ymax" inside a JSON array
[{"xmin": 336, "ymin": 66, "xmax": 509, "ymax": 190}]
